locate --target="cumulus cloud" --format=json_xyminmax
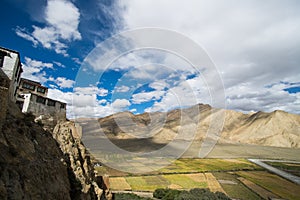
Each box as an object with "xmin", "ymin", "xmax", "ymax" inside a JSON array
[
  {"xmin": 47, "ymin": 88, "xmax": 72, "ymax": 104},
  {"xmin": 21, "ymin": 57, "xmax": 53, "ymax": 83},
  {"xmin": 22, "ymin": 57, "xmax": 77, "ymax": 90},
  {"xmin": 149, "ymin": 81, "xmax": 169, "ymax": 91},
  {"xmin": 16, "ymin": 0, "xmax": 81, "ymax": 56},
  {"xmin": 226, "ymin": 82, "xmax": 300, "ymax": 114},
  {"xmin": 145, "ymin": 75, "xmax": 210, "ymax": 112},
  {"xmin": 111, "ymin": 99, "xmax": 131, "ymax": 112},
  {"xmin": 53, "ymin": 77, "xmax": 75, "ymax": 88},
  {"xmin": 118, "ymin": 0, "xmax": 300, "ymax": 114},
  {"xmin": 73, "ymin": 86, "xmax": 108, "ymax": 97},
  {"xmin": 131, "ymin": 90, "xmax": 165, "ymax": 104},
  {"xmin": 115, "ymin": 85, "xmax": 130, "ymax": 93},
  {"xmin": 45, "ymin": 0, "xmax": 81, "ymax": 40},
  {"xmin": 124, "ymin": 64, "xmax": 173, "ymax": 81},
  {"xmin": 48, "ymin": 86, "xmax": 112, "ymax": 118},
  {"xmin": 21, "ymin": 0, "xmax": 300, "ymax": 117}
]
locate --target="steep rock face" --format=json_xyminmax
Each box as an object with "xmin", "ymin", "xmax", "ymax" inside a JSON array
[
  {"xmin": 0, "ymin": 104, "xmax": 71, "ymax": 200},
  {"xmin": 53, "ymin": 121, "xmax": 112, "ymax": 200},
  {"xmin": 0, "ymin": 100, "xmax": 111, "ymax": 199}
]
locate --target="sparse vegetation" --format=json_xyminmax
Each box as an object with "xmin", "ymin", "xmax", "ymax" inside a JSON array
[
  {"xmin": 110, "ymin": 177, "xmax": 131, "ymax": 191},
  {"xmin": 237, "ymin": 171, "xmax": 300, "ymax": 200},
  {"xmin": 114, "ymin": 193, "xmax": 151, "ymax": 200},
  {"xmin": 213, "ymin": 172, "xmax": 262, "ymax": 200},
  {"xmin": 163, "ymin": 174, "xmax": 207, "ymax": 189},
  {"xmin": 125, "ymin": 176, "xmax": 168, "ymax": 191},
  {"xmin": 158, "ymin": 158, "xmax": 261, "ymax": 174},
  {"xmin": 153, "ymin": 188, "xmax": 230, "ymax": 200}
]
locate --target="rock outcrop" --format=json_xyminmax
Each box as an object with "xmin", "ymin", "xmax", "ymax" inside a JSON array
[
  {"xmin": 53, "ymin": 121, "xmax": 112, "ymax": 200},
  {"xmin": 0, "ymin": 103, "xmax": 71, "ymax": 199},
  {"xmin": 0, "ymin": 101, "xmax": 111, "ymax": 199}
]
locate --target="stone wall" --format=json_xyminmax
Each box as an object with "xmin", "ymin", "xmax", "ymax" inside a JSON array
[{"xmin": 22, "ymin": 93, "xmax": 66, "ymax": 122}]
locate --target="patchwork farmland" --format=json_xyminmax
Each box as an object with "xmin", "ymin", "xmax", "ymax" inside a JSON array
[{"xmin": 96, "ymin": 158, "xmax": 300, "ymax": 200}]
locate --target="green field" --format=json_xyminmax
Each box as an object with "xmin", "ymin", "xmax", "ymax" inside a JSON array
[
  {"xmin": 125, "ymin": 176, "xmax": 168, "ymax": 191},
  {"xmin": 163, "ymin": 174, "xmax": 207, "ymax": 189},
  {"xmin": 101, "ymin": 158, "xmax": 300, "ymax": 200},
  {"xmin": 95, "ymin": 158, "xmax": 261, "ymax": 177},
  {"xmin": 237, "ymin": 171, "xmax": 300, "ymax": 200},
  {"xmin": 213, "ymin": 172, "xmax": 262, "ymax": 200},
  {"xmin": 159, "ymin": 158, "xmax": 261, "ymax": 174}
]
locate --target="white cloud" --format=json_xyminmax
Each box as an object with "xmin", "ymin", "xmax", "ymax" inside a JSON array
[
  {"xmin": 111, "ymin": 99, "xmax": 131, "ymax": 112},
  {"xmin": 54, "ymin": 77, "xmax": 75, "ymax": 88},
  {"xmin": 25, "ymin": 57, "xmax": 53, "ymax": 69},
  {"xmin": 72, "ymin": 93, "xmax": 98, "ymax": 108},
  {"xmin": 15, "ymin": 27, "xmax": 39, "ymax": 46},
  {"xmin": 45, "ymin": 0, "xmax": 81, "ymax": 41},
  {"xmin": 74, "ymin": 86, "xmax": 108, "ymax": 97},
  {"xmin": 21, "ymin": 57, "xmax": 53, "ymax": 83},
  {"xmin": 124, "ymin": 64, "xmax": 173, "ymax": 81},
  {"xmin": 131, "ymin": 90, "xmax": 165, "ymax": 104},
  {"xmin": 69, "ymin": 105, "xmax": 113, "ymax": 118},
  {"xmin": 115, "ymin": 85, "xmax": 130, "ymax": 93},
  {"xmin": 98, "ymin": 99, "xmax": 107, "ymax": 104},
  {"xmin": 130, "ymin": 108, "xmax": 137, "ymax": 113},
  {"xmin": 118, "ymin": 0, "xmax": 300, "ymax": 114},
  {"xmin": 145, "ymin": 75, "xmax": 210, "ymax": 112},
  {"xmin": 149, "ymin": 81, "xmax": 169, "ymax": 91},
  {"xmin": 16, "ymin": 0, "xmax": 81, "ymax": 56},
  {"xmin": 21, "ymin": 57, "xmax": 76, "ymax": 90},
  {"xmin": 226, "ymin": 83, "xmax": 300, "ymax": 114},
  {"xmin": 47, "ymin": 88, "xmax": 72, "ymax": 104},
  {"xmin": 48, "ymin": 87, "xmax": 113, "ymax": 118},
  {"xmin": 53, "ymin": 61, "xmax": 65, "ymax": 68}
]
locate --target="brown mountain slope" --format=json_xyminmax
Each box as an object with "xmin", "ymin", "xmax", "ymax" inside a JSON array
[
  {"xmin": 222, "ymin": 110, "xmax": 300, "ymax": 147},
  {"xmin": 97, "ymin": 104, "xmax": 300, "ymax": 148}
]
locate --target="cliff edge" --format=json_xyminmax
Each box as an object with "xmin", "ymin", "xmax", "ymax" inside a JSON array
[{"xmin": 0, "ymin": 101, "xmax": 111, "ymax": 199}]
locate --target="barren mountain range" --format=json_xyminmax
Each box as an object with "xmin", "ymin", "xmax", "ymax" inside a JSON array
[{"xmin": 98, "ymin": 104, "xmax": 300, "ymax": 148}]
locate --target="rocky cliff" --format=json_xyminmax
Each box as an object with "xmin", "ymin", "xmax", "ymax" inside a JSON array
[
  {"xmin": 53, "ymin": 121, "xmax": 111, "ymax": 200},
  {"xmin": 0, "ymin": 101, "xmax": 111, "ymax": 199},
  {"xmin": 0, "ymin": 103, "xmax": 71, "ymax": 199}
]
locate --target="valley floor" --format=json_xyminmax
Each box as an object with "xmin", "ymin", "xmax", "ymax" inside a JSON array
[
  {"xmin": 205, "ymin": 143, "xmax": 300, "ymax": 161},
  {"xmin": 95, "ymin": 158, "xmax": 300, "ymax": 200}
]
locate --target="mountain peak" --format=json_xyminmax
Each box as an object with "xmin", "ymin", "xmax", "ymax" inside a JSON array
[{"xmin": 98, "ymin": 104, "xmax": 300, "ymax": 148}]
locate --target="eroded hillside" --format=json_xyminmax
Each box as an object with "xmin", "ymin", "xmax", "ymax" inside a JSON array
[{"xmin": 98, "ymin": 104, "xmax": 300, "ymax": 148}]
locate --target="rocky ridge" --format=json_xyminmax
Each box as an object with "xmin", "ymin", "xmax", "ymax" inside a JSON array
[{"xmin": 98, "ymin": 104, "xmax": 300, "ymax": 148}]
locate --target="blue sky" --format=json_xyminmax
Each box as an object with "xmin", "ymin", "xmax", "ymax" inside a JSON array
[{"xmin": 1, "ymin": 0, "xmax": 300, "ymax": 118}]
